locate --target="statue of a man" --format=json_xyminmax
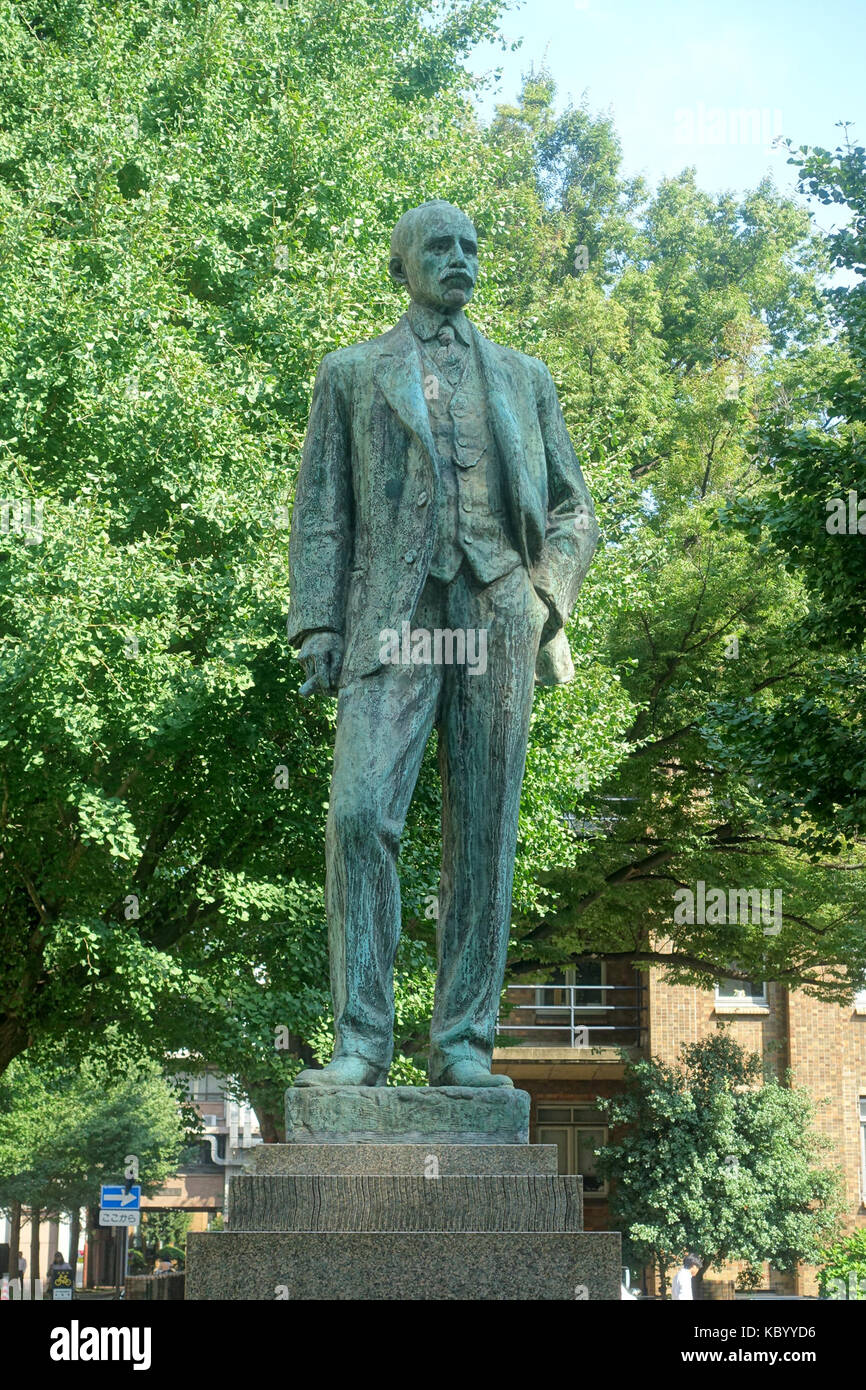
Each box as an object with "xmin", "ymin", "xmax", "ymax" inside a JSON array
[{"xmin": 287, "ymin": 200, "xmax": 597, "ymax": 1088}]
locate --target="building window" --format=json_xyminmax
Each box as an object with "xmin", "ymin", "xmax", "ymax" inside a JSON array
[
  {"xmin": 854, "ymin": 985, "xmax": 866, "ymax": 1014},
  {"xmin": 715, "ymin": 975, "xmax": 767, "ymax": 1007},
  {"xmin": 860, "ymin": 1098, "xmax": 866, "ymax": 1203},
  {"xmin": 536, "ymin": 1105, "xmax": 608, "ymax": 1195},
  {"xmin": 188, "ymin": 1072, "xmax": 225, "ymax": 1103},
  {"xmin": 534, "ymin": 962, "xmax": 605, "ymax": 1007}
]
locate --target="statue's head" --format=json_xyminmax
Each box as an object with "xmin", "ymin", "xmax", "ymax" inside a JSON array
[{"xmin": 389, "ymin": 200, "xmax": 478, "ymax": 312}]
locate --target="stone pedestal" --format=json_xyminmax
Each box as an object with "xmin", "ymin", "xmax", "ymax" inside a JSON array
[
  {"xmin": 186, "ymin": 1087, "xmax": 622, "ymax": 1301},
  {"xmin": 284, "ymin": 1083, "xmax": 530, "ymax": 1144}
]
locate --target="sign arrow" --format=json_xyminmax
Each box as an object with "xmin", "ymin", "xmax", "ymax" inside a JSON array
[{"xmin": 100, "ymin": 1184, "xmax": 141, "ymax": 1210}]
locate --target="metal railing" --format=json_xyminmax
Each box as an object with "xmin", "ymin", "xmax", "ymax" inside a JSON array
[{"xmin": 497, "ymin": 983, "xmax": 645, "ymax": 1048}]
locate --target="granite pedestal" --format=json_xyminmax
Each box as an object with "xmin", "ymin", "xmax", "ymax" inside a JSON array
[{"xmin": 186, "ymin": 1086, "xmax": 622, "ymax": 1300}]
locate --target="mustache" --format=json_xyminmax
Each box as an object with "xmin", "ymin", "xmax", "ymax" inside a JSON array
[{"xmin": 439, "ymin": 268, "xmax": 474, "ymax": 283}]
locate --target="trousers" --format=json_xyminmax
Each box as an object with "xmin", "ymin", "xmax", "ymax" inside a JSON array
[{"xmin": 325, "ymin": 559, "xmax": 548, "ymax": 1074}]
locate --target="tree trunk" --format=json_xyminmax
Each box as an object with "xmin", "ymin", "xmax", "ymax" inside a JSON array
[
  {"xmin": 82, "ymin": 1206, "xmax": 99, "ymax": 1287},
  {"xmin": 0, "ymin": 1016, "xmax": 29, "ymax": 1080},
  {"xmin": 29, "ymin": 1206, "xmax": 40, "ymax": 1301},
  {"xmin": 8, "ymin": 1200, "xmax": 21, "ymax": 1300},
  {"xmin": 68, "ymin": 1209, "xmax": 81, "ymax": 1286},
  {"xmin": 245, "ymin": 1079, "xmax": 286, "ymax": 1143},
  {"xmin": 693, "ymin": 1261, "xmax": 710, "ymax": 1300},
  {"xmin": 257, "ymin": 1107, "xmax": 282, "ymax": 1144}
]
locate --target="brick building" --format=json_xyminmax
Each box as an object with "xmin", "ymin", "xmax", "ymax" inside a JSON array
[{"xmin": 493, "ymin": 965, "xmax": 866, "ymax": 1296}]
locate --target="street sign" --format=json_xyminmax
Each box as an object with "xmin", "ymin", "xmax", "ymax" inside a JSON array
[
  {"xmin": 100, "ymin": 1184, "xmax": 141, "ymax": 1210},
  {"xmin": 50, "ymin": 1264, "xmax": 73, "ymax": 1297},
  {"xmin": 99, "ymin": 1209, "xmax": 138, "ymax": 1227},
  {"xmin": 52, "ymin": 1287, "xmax": 72, "ymax": 1300}
]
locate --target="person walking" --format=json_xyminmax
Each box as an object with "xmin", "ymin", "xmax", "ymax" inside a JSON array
[{"xmin": 672, "ymin": 1254, "xmax": 702, "ymax": 1299}]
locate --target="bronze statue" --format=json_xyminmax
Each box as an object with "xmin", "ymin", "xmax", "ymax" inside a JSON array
[{"xmin": 287, "ymin": 201, "xmax": 597, "ymax": 1088}]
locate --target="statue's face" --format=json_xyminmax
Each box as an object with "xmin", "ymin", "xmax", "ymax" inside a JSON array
[{"xmin": 395, "ymin": 208, "xmax": 478, "ymax": 312}]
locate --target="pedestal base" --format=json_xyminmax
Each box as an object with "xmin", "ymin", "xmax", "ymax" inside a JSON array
[
  {"xmin": 184, "ymin": 1086, "xmax": 622, "ymax": 1301},
  {"xmin": 247, "ymin": 1141, "xmax": 558, "ymax": 1176},
  {"xmin": 227, "ymin": 1173, "xmax": 583, "ymax": 1230},
  {"xmin": 187, "ymin": 1230, "xmax": 620, "ymax": 1300}
]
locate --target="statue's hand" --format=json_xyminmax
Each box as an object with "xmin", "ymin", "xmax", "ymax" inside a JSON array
[{"xmin": 297, "ymin": 631, "xmax": 344, "ymax": 696}]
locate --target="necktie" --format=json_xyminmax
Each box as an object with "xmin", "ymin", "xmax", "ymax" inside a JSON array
[{"xmin": 434, "ymin": 322, "xmax": 465, "ymax": 387}]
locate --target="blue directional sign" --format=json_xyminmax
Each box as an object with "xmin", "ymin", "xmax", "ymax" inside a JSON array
[{"xmin": 100, "ymin": 1184, "xmax": 141, "ymax": 1210}]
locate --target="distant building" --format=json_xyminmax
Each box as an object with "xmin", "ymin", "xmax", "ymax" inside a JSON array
[
  {"xmin": 142, "ymin": 1068, "xmax": 261, "ymax": 1217},
  {"xmin": 494, "ymin": 964, "xmax": 866, "ymax": 1296},
  {"xmin": 84, "ymin": 1068, "xmax": 261, "ymax": 1287}
]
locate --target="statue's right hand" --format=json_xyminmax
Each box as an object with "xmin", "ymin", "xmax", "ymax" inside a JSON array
[{"xmin": 297, "ymin": 631, "xmax": 344, "ymax": 696}]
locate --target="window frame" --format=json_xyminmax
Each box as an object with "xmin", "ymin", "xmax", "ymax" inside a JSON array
[
  {"xmin": 714, "ymin": 971, "xmax": 768, "ymax": 1009},
  {"xmin": 536, "ymin": 1104, "xmax": 609, "ymax": 1197}
]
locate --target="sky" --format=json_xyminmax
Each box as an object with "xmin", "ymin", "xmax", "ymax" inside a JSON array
[{"xmin": 469, "ymin": 0, "xmax": 866, "ymax": 234}]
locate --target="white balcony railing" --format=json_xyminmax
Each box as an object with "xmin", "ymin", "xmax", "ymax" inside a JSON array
[{"xmin": 497, "ymin": 983, "xmax": 644, "ymax": 1048}]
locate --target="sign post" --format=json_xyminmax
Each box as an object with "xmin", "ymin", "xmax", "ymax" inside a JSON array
[{"xmin": 99, "ymin": 1186, "xmax": 140, "ymax": 1299}]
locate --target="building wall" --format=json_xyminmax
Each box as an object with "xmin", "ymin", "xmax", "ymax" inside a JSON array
[
  {"xmin": 139, "ymin": 1170, "xmax": 223, "ymax": 1211},
  {"xmin": 499, "ymin": 971, "xmax": 866, "ymax": 1298},
  {"xmin": 647, "ymin": 970, "xmax": 866, "ymax": 1295},
  {"xmin": 786, "ymin": 988, "xmax": 866, "ymax": 1294},
  {"xmin": 522, "ymin": 1076, "xmax": 625, "ymax": 1233},
  {"xmin": 648, "ymin": 976, "xmax": 789, "ymax": 1079}
]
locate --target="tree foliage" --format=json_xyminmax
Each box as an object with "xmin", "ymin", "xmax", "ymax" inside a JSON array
[
  {"xmin": 0, "ymin": 1034, "xmax": 190, "ymax": 1213},
  {"xmin": 818, "ymin": 1226, "xmax": 866, "ymax": 1300},
  {"xmin": 0, "ymin": 4, "xmax": 862, "ymax": 1112},
  {"xmin": 0, "ymin": 0, "xmax": 536, "ymax": 1084},
  {"xmin": 595, "ymin": 1031, "xmax": 844, "ymax": 1293},
  {"xmin": 716, "ymin": 129, "xmax": 866, "ymax": 852},
  {"xmin": 496, "ymin": 81, "xmax": 865, "ymax": 1002}
]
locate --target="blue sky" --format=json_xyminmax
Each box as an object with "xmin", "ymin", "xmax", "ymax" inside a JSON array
[{"xmin": 469, "ymin": 0, "xmax": 865, "ymax": 233}]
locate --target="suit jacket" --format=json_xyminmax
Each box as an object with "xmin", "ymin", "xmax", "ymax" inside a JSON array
[{"xmin": 287, "ymin": 312, "xmax": 598, "ymax": 687}]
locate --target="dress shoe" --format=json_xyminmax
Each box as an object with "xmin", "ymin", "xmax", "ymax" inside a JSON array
[
  {"xmin": 294, "ymin": 1055, "xmax": 387, "ymax": 1087},
  {"xmin": 430, "ymin": 1059, "xmax": 513, "ymax": 1088}
]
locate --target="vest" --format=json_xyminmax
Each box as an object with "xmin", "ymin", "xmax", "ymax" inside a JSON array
[{"xmin": 416, "ymin": 334, "xmax": 523, "ymax": 585}]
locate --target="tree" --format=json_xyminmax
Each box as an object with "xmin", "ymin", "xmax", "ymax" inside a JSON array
[
  {"xmin": 818, "ymin": 1227, "xmax": 866, "ymax": 1300},
  {"xmin": 716, "ymin": 128, "xmax": 866, "ymax": 851},
  {"xmin": 140, "ymin": 1210, "xmax": 193, "ymax": 1269},
  {"xmin": 0, "ymin": 1035, "xmax": 191, "ymax": 1285},
  {"xmin": 0, "ymin": 0, "xmax": 533, "ymax": 1078},
  {"xmin": 0, "ymin": 2, "xmax": 633, "ymax": 1096},
  {"xmin": 491, "ymin": 79, "xmax": 865, "ymax": 1002},
  {"xmin": 595, "ymin": 1031, "xmax": 844, "ymax": 1295},
  {"xmin": 2, "ymin": 3, "xmax": 863, "ymax": 1109}
]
